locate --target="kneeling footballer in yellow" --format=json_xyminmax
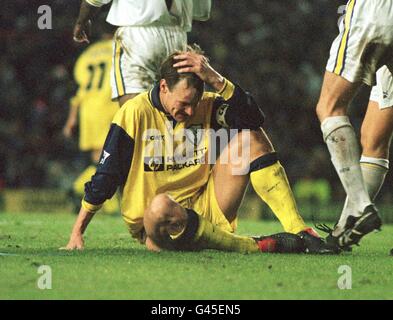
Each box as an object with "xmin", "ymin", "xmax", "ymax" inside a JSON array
[{"xmin": 62, "ymin": 45, "xmax": 339, "ymax": 254}]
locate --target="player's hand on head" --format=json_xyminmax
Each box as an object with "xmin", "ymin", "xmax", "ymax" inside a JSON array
[
  {"xmin": 173, "ymin": 51, "xmax": 224, "ymax": 90},
  {"xmin": 173, "ymin": 51, "xmax": 213, "ymax": 82},
  {"xmin": 73, "ymin": 20, "xmax": 91, "ymax": 43}
]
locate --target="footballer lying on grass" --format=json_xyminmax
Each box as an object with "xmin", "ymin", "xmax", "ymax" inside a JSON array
[{"xmin": 62, "ymin": 45, "xmax": 339, "ymax": 254}]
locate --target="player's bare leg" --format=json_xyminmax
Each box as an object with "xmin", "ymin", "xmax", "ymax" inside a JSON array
[
  {"xmin": 316, "ymin": 71, "xmax": 381, "ymax": 247},
  {"xmin": 212, "ymin": 128, "xmax": 273, "ymax": 223},
  {"xmin": 335, "ymin": 102, "xmax": 392, "ymax": 236},
  {"xmin": 361, "ymin": 101, "xmax": 393, "ymax": 159},
  {"xmin": 119, "ymin": 93, "xmax": 139, "ymax": 107},
  {"xmin": 144, "ymin": 194, "xmax": 189, "ymax": 251}
]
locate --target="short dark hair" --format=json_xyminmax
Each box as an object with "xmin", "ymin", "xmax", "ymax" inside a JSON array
[{"xmin": 159, "ymin": 44, "xmax": 205, "ymax": 96}]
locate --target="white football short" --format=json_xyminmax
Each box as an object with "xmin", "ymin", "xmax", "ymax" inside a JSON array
[
  {"xmin": 110, "ymin": 24, "xmax": 187, "ymax": 99},
  {"xmin": 370, "ymin": 65, "xmax": 393, "ymax": 109},
  {"xmin": 326, "ymin": 0, "xmax": 393, "ymax": 86}
]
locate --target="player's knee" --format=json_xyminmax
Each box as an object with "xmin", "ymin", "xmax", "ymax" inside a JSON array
[
  {"xmin": 224, "ymin": 130, "xmax": 275, "ymax": 175},
  {"xmin": 144, "ymin": 194, "xmax": 186, "ymax": 241},
  {"xmin": 316, "ymin": 96, "xmax": 347, "ymax": 122},
  {"xmin": 316, "ymin": 72, "xmax": 356, "ymax": 122},
  {"xmin": 235, "ymin": 129, "xmax": 274, "ymax": 162},
  {"xmin": 248, "ymin": 129, "xmax": 274, "ymax": 156},
  {"xmin": 315, "ymin": 100, "xmax": 325, "ymax": 121},
  {"xmin": 316, "ymin": 100, "xmax": 335, "ymax": 122},
  {"xmin": 145, "ymin": 194, "xmax": 174, "ymax": 226}
]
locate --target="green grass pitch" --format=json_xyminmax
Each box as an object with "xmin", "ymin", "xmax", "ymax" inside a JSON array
[{"xmin": 1, "ymin": 212, "xmax": 392, "ymax": 300}]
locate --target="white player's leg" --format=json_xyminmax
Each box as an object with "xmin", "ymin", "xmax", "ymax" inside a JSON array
[
  {"xmin": 316, "ymin": 72, "xmax": 372, "ymax": 215},
  {"xmin": 335, "ymin": 65, "xmax": 393, "ymax": 235},
  {"xmin": 316, "ymin": 0, "xmax": 393, "ymax": 247},
  {"xmin": 335, "ymin": 101, "xmax": 392, "ymax": 235},
  {"xmin": 316, "ymin": 72, "xmax": 383, "ymax": 248}
]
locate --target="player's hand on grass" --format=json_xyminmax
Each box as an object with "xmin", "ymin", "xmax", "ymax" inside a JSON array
[
  {"xmin": 60, "ymin": 234, "xmax": 84, "ymax": 250},
  {"xmin": 173, "ymin": 51, "xmax": 225, "ymax": 91},
  {"xmin": 73, "ymin": 20, "xmax": 91, "ymax": 43}
]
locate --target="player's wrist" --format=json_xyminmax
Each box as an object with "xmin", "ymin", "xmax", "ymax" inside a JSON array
[
  {"xmin": 69, "ymin": 222, "xmax": 85, "ymax": 240},
  {"xmin": 71, "ymin": 230, "xmax": 83, "ymax": 239},
  {"xmin": 206, "ymin": 70, "xmax": 225, "ymax": 91}
]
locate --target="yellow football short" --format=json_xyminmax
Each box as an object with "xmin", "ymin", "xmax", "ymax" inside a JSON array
[{"xmin": 187, "ymin": 174, "xmax": 237, "ymax": 234}]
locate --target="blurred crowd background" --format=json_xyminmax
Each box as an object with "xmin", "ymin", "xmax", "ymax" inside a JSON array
[{"xmin": 0, "ymin": 0, "xmax": 391, "ymax": 215}]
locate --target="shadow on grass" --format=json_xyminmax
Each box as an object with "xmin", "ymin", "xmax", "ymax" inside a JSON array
[
  {"xmin": 0, "ymin": 247, "xmax": 223, "ymax": 258},
  {"xmin": 0, "ymin": 247, "xmax": 150, "ymax": 257}
]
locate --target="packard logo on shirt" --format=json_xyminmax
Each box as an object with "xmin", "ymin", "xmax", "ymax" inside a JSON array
[{"xmin": 144, "ymin": 156, "xmax": 165, "ymax": 172}]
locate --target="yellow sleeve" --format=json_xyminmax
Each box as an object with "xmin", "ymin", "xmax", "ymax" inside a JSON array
[{"xmin": 81, "ymin": 198, "xmax": 103, "ymax": 213}]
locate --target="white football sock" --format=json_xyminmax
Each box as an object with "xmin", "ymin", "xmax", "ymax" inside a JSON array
[
  {"xmin": 360, "ymin": 156, "xmax": 389, "ymax": 198},
  {"xmin": 334, "ymin": 156, "xmax": 389, "ymax": 235},
  {"xmin": 321, "ymin": 116, "xmax": 372, "ymax": 220}
]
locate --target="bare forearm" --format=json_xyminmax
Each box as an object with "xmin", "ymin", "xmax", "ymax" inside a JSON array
[
  {"xmin": 206, "ymin": 71, "xmax": 225, "ymax": 92},
  {"xmin": 61, "ymin": 206, "xmax": 96, "ymax": 250},
  {"xmin": 71, "ymin": 207, "xmax": 96, "ymax": 236}
]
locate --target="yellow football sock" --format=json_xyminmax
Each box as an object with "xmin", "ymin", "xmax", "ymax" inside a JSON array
[
  {"xmin": 250, "ymin": 159, "xmax": 307, "ymax": 234},
  {"xmin": 172, "ymin": 210, "xmax": 259, "ymax": 253},
  {"xmin": 195, "ymin": 215, "xmax": 259, "ymax": 253}
]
